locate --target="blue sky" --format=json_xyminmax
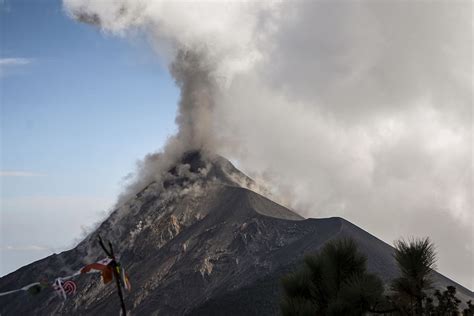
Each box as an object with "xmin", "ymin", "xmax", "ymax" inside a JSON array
[{"xmin": 0, "ymin": 0, "xmax": 178, "ymax": 275}]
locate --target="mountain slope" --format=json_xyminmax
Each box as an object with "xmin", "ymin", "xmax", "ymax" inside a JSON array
[{"xmin": 0, "ymin": 152, "xmax": 472, "ymax": 315}]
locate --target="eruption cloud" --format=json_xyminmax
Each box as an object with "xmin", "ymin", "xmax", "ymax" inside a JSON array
[{"xmin": 63, "ymin": 1, "xmax": 473, "ymax": 289}]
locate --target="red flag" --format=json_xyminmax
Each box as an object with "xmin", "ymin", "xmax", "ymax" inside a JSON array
[
  {"xmin": 53, "ymin": 278, "xmax": 77, "ymax": 300},
  {"xmin": 80, "ymin": 258, "xmax": 114, "ymax": 284}
]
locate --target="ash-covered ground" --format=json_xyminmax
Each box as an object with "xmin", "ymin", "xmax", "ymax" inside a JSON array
[{"xmin": 0, "ymin": 151, "xmax": 472, "ymax": 315}]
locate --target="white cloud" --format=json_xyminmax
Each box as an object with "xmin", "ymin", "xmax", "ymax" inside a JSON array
[
  {"xmin": 0, "ymin": 58, "xmax": 32, "ymax": 66},
  {"xmin": 0, "ymin": 171, "xmax": 46, "ymax": 177},
  {"xmin": 63, "ymin": 0, "xmax": 473, "ymax": 290},
  {"xmin": 1, "ymin": 195, "xmax": 112, "ymax": 212},
  {"xmin": 1, "ymin": 245, "xmax": 54, "ymax": 251},
  {"xmin": 0, "ymin": 58, "xmax": 33, "ymax": 77},
  {"xmin": 0, "ymin": 195, "xmax": 114, "ymax": 275}
]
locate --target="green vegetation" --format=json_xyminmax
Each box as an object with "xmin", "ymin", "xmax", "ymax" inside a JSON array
[
  {"xmin": 280, "ymin": 238, "xmax": 385, "ymax": 315},
  {"xmin": 280, "ymin": 237, "xmax": 472, "ymax": 316},
  {"xmin": 390, "ymin": 237, "xmax": 436, "ymax": 315}
]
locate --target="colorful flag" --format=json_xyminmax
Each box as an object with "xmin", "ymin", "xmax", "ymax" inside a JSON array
[
  {"xmin": 53, "ymin": 278, "xmax": 77, "ymax": 300},
  {"xmin": 119, "ymin": 266, "xmax": 132, "ymax": 291},
  {"xmin": 80, "ymin": 258, "xmax": 114, "ymax": 284}
]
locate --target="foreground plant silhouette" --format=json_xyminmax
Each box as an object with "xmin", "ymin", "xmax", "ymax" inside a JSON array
[
  {"xmin": 281, "ymin": 237, "xmax": 471, "ymax": 316},
  {"xmin": 280, "ymin": 238, "xmax": 385, "ymax": 316},
  {"xmin": 390, "ymin": 237, "xmax": 437, "ymax": 315}
]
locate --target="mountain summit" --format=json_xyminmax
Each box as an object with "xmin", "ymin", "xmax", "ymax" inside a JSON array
[{"xmin": 0, "ymin": 151, "xmax": 472, "ymax": 315}]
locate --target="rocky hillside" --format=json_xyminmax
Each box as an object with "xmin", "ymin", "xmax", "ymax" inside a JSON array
[{"xmin": 0, "ymin": 151, "xmax": 472, "ymax": 315}]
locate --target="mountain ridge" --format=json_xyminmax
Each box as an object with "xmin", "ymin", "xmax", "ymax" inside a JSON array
[{"xmin": 0, "ymin": 151, "xmax": 472, "ymax": 315}]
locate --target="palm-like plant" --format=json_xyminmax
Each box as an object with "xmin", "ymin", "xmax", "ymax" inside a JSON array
[
  {"xmin": 391, "ymin": 237, "xmax": 436, "ymax": 315},
  {"xmin": 280, "ymin": 238, "xmax": 384, "ymax": 316}
]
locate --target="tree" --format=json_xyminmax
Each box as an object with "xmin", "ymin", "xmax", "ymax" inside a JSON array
[
  {"xmin": 433, "ymin": 285, "xmax": 461, "ymax": 316},
  {"xmin": 280, "ymin": 238, "xmax": 385, "ymax": 316},
  {"xmin": 390, "ymin": 237, "xmax": 436, "ymax": 315},
  {"xmin": 463, "ymin": 300, "xmax": 474, "ymax": 316}
]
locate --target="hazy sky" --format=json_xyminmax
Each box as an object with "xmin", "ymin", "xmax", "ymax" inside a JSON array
[
  {"xmin": 0, "ymin": 0, "xmax": 179, "ymax": 275},
  {"xmin": 1, "ymin": 0, "xmax": 472, "ymax": 292}
]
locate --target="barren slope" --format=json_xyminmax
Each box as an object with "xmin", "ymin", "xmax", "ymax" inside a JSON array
[{"xmin": 0, "ymin": 152, "xmax": 471, "ymax": 315}]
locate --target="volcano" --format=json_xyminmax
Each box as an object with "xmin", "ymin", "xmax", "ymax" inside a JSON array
[{"xmin": 0, "ymin": 151, "xmax": 472, "ymax": 315}]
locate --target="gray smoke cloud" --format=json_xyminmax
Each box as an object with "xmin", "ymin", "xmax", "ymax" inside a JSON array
[
  {"xmin": 171, "ymin": 50, "xmax": 218, "ymax": 152},
  {"xmin": 63, "ymin": 0, "xmax": 473, "ymax": 289},
  {"xmin": 110, "ymin": 50, "xmax": 219, "ymax": 206}
]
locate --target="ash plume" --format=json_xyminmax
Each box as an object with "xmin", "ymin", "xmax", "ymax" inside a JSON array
[
  {"xmin": 109, "ymin": 50, "xmax": 219, "ymax": 206},
  {"xmin": 63, "ymin": 0, "xmax": 473, "ymax": 290},
  {"xmin": 63, "ymin": 0, "xmax": 265, "ymax": 204},
  {"xmin": 171, "ymin": 50, "xmax": 218, "ymax": 153}
]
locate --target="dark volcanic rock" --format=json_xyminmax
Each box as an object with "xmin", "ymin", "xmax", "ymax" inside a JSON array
[{"xmin": 0, "ymin": 152, "xmax": 472, "ymax": 315}]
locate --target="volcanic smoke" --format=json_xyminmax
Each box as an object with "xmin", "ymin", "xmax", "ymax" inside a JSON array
[{"xmin": 63, "ymin": 0, "xmax": 473, "ymax": 289}]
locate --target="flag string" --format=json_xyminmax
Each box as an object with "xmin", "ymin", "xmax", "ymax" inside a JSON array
[
  {"xmin": 0, "ymin": 256, "xmax": 130, "ymax": 300},
  {"xmin": 0, "ymin": 282, "xmax": 41, "ymax": 297}
]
